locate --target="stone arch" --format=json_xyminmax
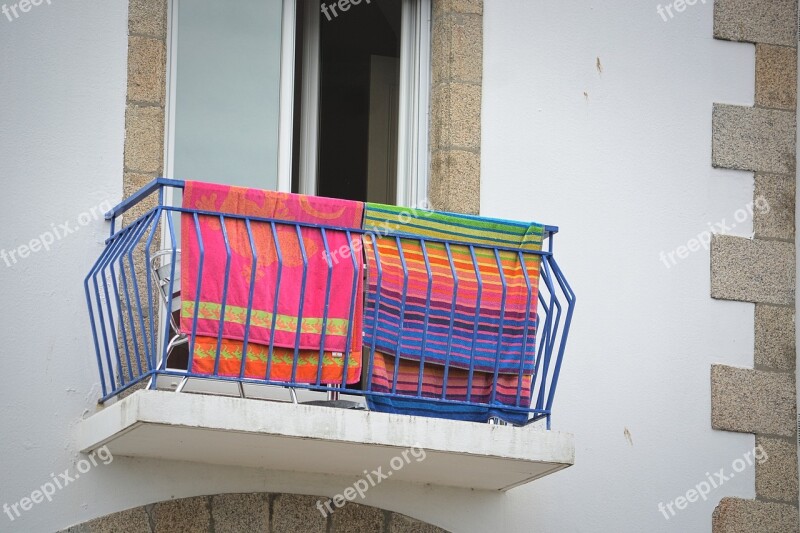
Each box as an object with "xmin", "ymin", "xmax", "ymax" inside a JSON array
[
  {"xmin": 60, "ymin": 492, "xmax": 449, "ymax": 533},
  {"xmin": 709, "ymin": 0, "xmax": 799, "ymax": 530}
]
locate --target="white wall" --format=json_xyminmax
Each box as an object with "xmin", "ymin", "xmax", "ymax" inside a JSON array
[
  {"xmin": 481, "ymin": 0, "xmax": 757, "ymax": 531},
  {"xmin": 0, "ymin": 0, "xmax": 127, "ymax": 530},
  {"xmin": 0, "ymin": 0, "xmax": 760, "ymax": 532}
]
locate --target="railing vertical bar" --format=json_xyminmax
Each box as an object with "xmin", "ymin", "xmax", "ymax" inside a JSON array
[
  {"xmin": 535, "ymin": 257, "xmax": 560, "ymax": 411},
  {"xmin": 213, "ymin": 215, "xmax": 232, "ymax": 376},
  {"xmin": 365, "ymin": 233, "xmax": 383, "ymax": 393},
  {"xmin": 239, "ymin": 219, "xmax": 259, "ymax": 380},
  {"xmin": 126, "ymin": 210, "xmax": 159, "ymax": 375},
  {"xmin": 108, "ymin": 219, "xmax": 141, "ymax": 382},
  {"xmin": 417, "ymin": 239, "xmax": 433, "ymax": 397},
  {"xmin": 99, "ymin": 224, "xmax": 141, "ymax": 388},
  {"xmin": 120, "ymin": 217, "xmax": 159, "ymax": 377},
  {"xmin": 340, "ymin": 230, "xmax": 358, "ymax": 388},
  {"xmin": 290, "ymin": 224, "xmax": 308, "ymax": 384},
  {"xmin": 85, "ymin": 243, "xmax": 116, "ymax": 398},
  {"xmin": 265, "ymin": 221, "xmax": 282, "ymax": 381},
  {"xmin": 187, "ymin": 212, "xmax": 205, "ymax": 377},
  {"xmin": 466, "ymin": 245, "xmax": 483, "ymax": 402},
  {"xmin": 515, "ymin": 251, "xmax": 533, "ymax": 408},
  {"xmin": 143, "ymin": 207, "xmax": 162, "ymax": 370},
  {"xmin": 542, "ymin": 261, "xmax": 562, "ymax": 410},
  {"xmin": 544, "ymin": 254, "xmax": 575, "ymax": 413},
  {"xmin": 533, "ymin": 287, "xmax": 552, "ymax": 408},
  {"xmin": 392, "ymin": 236, "xmax": 409, "ymax": 395},
  {"xmin": 119, "ymin": 219, "xmax": 143, "ymax": 379},
  {"xmin": 159, "ymin": 210, "xmax": 179, "ymax": 379},
  {"xmin": 542, "ymin": 264, "xmax": 563, "ymax": 432},
  {"xmin": 489, "ymin": 249, "xmax": 508, "ymax": 406},
  {"xmin": 316, "ymin": 228, "xmax": 333, "ymax": 387},
  {"xmin": 93, "ymin": 219, "xmax": 147, "ymax": 394},
  {"xmin": 120, "ymin": 214, "xmax": 156, "ymax": 377},
  {"xmin": 532, "ymin": 274, "xmax": 550, "ymax": 411},
  {"xmin": 441, "ymin": 242, "xmax": 458, "ymax": 400}
]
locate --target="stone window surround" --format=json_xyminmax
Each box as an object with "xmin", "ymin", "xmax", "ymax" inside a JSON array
[{"xmin": 122, "ymin": 0, "xmax": 484, "ymax": 216}]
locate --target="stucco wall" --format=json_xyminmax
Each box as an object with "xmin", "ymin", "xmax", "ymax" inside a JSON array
[
  {"xmin": 0, "ymin": 0, "xmax": 787, "ymax": 532},
  {"xmin": 0, "ymin": 0, "xmax": 128, "ymax": 530},
  {"xmin": 481, "ymin": 0, "xmax": 763, "ymax": 530}
]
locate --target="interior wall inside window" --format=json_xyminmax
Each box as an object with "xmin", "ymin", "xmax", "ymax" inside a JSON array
[{"xmin": 312, "ymin": 0, "xmax": 401, "ymax": 203}]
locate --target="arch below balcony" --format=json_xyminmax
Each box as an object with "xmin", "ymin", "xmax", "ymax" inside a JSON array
[{"xmin": 59, "ymin": 492, "xmax": 449, "ymax": 533}]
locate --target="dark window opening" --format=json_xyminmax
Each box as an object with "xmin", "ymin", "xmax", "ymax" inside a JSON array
[{"xmin": 292, "ymin": 0, "xmax": 401, "ymax": 204}]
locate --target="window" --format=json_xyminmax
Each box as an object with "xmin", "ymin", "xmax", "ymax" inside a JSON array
[
  {"xmin": 161, "ymin": 0, "xmax": 430, "ymax": 372},
  {"xmin": 165, "ymin": 0, "xmax": 431, "ymax": 207}
]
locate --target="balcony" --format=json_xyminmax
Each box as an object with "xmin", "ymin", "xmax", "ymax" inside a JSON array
[{"xmin": 80, "ymin": 178, "xmax": 576, "ymax": 490}]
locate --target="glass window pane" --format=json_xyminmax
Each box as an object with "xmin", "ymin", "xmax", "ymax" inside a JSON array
[{"xmin": 173, "ymin": 0, "xmax": 283, "ymax": 190}]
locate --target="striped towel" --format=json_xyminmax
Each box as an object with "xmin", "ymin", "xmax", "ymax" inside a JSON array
[
  {"xmin": 362, "ymin": 203, "xmax": 545, "ymax": 375},
  {"xmin": 368, "ymin": 353, "xmax": 533, "ymax": 424},
  {"xmin": 362, "ymin": 203, "xmax": 545, "ymax": 423}
]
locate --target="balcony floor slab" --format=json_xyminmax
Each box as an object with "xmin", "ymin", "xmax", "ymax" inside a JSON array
[{"xmin": 79, "ymin": 390, "xmax": 573, "ymax": 491}]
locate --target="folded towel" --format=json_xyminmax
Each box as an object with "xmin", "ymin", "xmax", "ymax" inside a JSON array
[
  {"xmin": 363, "ymin": 203, "xmax": 544, "ymax": 375},
  {"xmin": 180, "ymin": 181, "xmax": 364, "ymax": 383},
  {"xmin": 368, "ymin": 352, "xmax": 533, "ymax": 424},
  {"xmin": 190, "ymin": 335, "xmax": 362, "ymax": 384}
]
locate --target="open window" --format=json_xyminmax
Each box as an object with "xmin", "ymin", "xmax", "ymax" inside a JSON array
[
  {"xmin": 165, "ymin": 0, "xmax": 431, "ymax": 206},
  {"xmin": 160, "ymin": 0, "xmax": 431, "ymax": 379}
]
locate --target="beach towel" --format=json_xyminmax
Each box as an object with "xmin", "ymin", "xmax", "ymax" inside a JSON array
[
  {"xmin": 362, "ymin": 203, "xmax": 544, "ymax": 422},
  {"xmin": 362, "ymin": 204, "xmax": 544, "ymax": 375},
  {"xmin": 189, "ymin": 331, "xmax": 362, "ymax": 384},
  {"xmin": 368, "ymin": 353, "xmax": 534, "ymax": 424},
  {"xmin": 180, "ymin": 181, "xmax": 364, "ymax": 383}
]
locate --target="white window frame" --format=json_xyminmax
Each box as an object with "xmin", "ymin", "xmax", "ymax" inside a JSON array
[
  {"xmin": 397, "ymin": 0, "xmax": 431, "ymax": 208},
  {"xmin": 277, "ymin": 0, "xmax": 299, "ymax": 193}
]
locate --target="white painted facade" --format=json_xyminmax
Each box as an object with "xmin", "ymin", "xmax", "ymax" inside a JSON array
[{"xmin": 0, "ymin": 1, "xmax": 769, "ymax": 532}]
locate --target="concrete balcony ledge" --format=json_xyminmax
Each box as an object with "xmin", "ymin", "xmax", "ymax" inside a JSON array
[{"xmin": 78, "ymin": 390, "xmax": 574, "ymax": 491}]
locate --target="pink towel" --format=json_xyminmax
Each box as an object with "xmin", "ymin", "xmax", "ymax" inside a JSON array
[{"xmin": 180, "ymin": 181, "xmax": 364, "ymax": 353}]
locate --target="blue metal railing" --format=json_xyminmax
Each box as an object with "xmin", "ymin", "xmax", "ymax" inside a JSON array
[{"xmin": 85, "ymin": 179, "xmax": 575, "ymax": 427}]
